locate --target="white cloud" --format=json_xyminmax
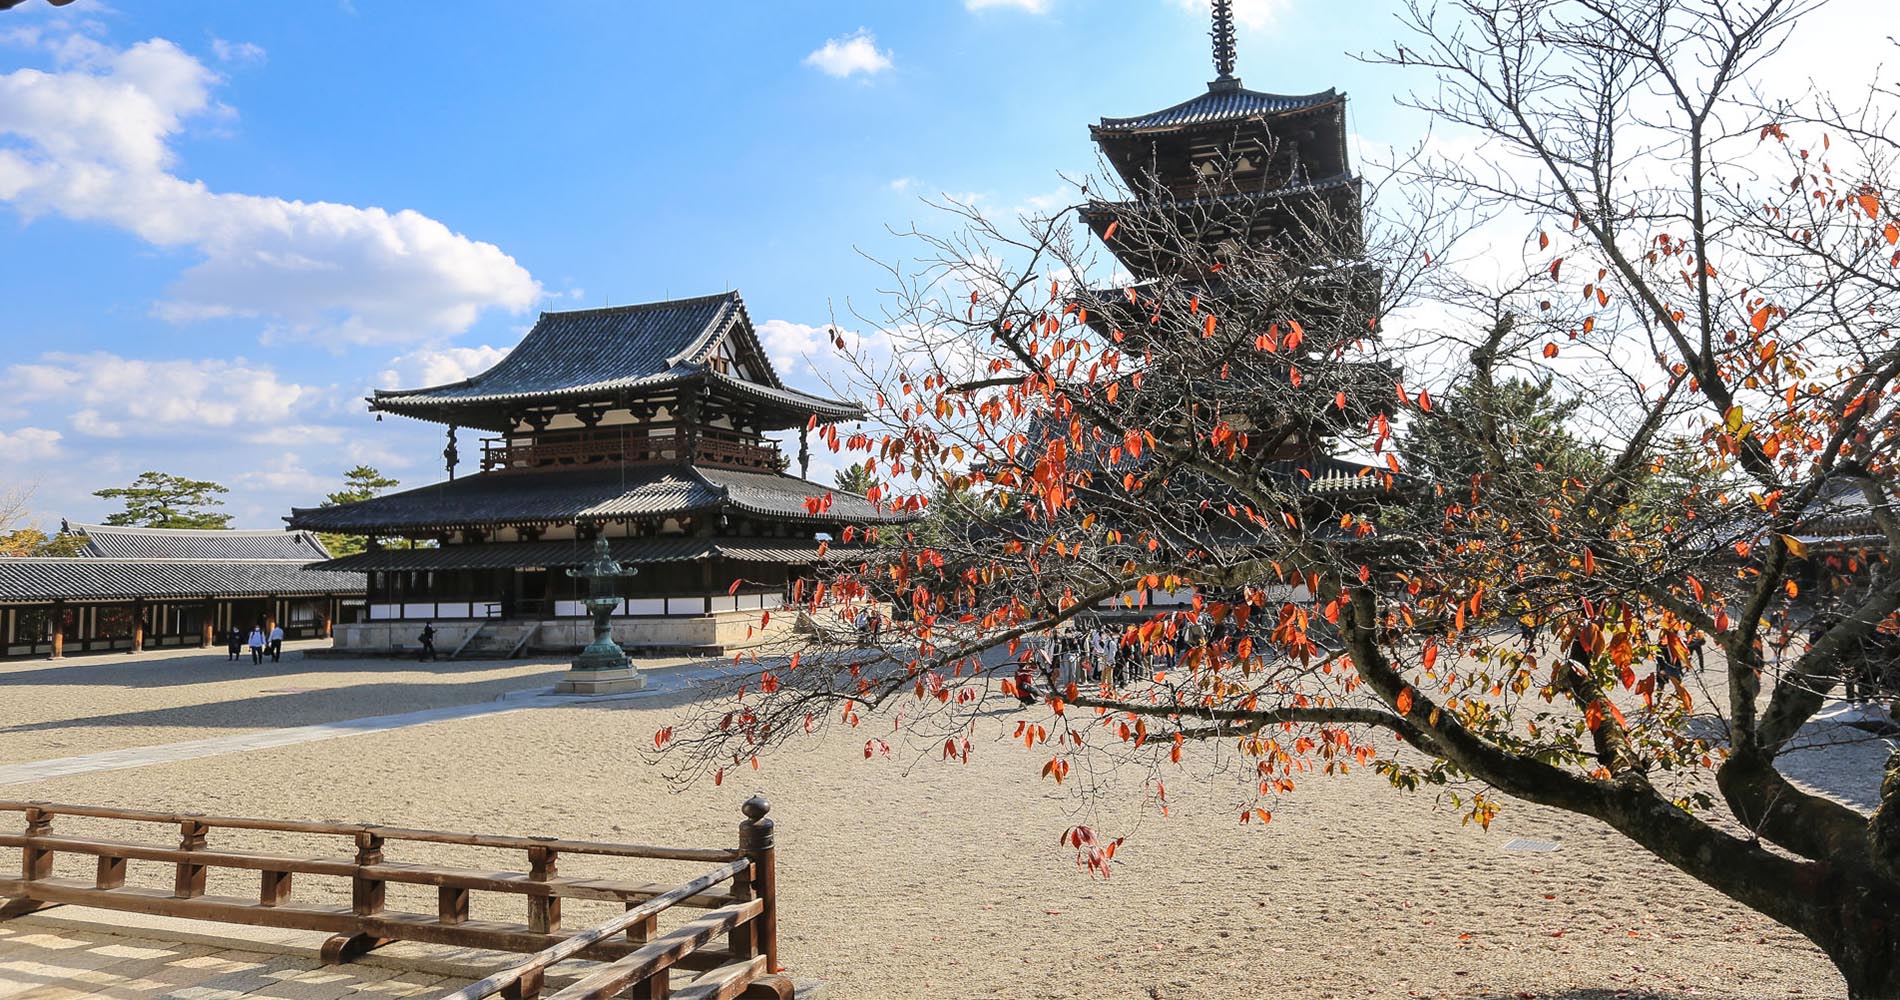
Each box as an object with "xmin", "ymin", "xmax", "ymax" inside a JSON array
[
  {"xmin": 3, "ymin": 351, "xmax": 318, "ymax": 438},
  {"xmin": 209, "ymin": 38, "xmax": 265, "ymax": 64},
  {"xmin": 887, "ymin": 177, "xmax": 917, "ymax": 193},
  {"xmin": 0, "ymin": 32, "xmax": 540, "ymax": 344},
  {"xmin": 803, "ymin": 29, "xmax": 892, "ymax": 79},
  {"xmin": 377, "ymin": 343, "xmax": 513, "ymax": 390},
  {"xmin": 1170, "ymin": 0, "xmax": 1285, "ymax": 31},
  {"xmin": 755, "ymin": 319, "xmax": 831, "ymax": 377},
  {"xmin": 0, "ymin": 426, "xmax": 61, "ymax": 460},
  {"xmin": 966, "ymin": 0, "xmax": 1050, "ymax": 11}
]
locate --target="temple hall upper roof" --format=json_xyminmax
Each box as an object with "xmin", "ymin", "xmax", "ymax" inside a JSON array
[{"xmin": 369, "ymin": 291, "xmax": 864, "ymax": 430}]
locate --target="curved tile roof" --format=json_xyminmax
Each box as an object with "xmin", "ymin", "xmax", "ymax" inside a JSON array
[
  {"xmin": 1095, "ymin": 84, "xmax": 1340, "ymax": 133},
  {"xmin": 288, "ymin": 466, "xmax": 719, "ymax": 533},
  {"xmin": 286, "ymin": 464, "xmax": 912, "ymax": 534},
  {"xmin": 311, "ymin": 537, "xmax": 866, "ymax": 572},
  {"xmin": 65, "ymin": 522, "xmax": 331, "ymax": 561},
  {"xmin": 0, "ymin": 559, "xmax": 360, "ymax": 602},
  {"xmin": 374, "ymin": 292, "xmax": 740, "ymax": 408},
  {"xmin": 369, "ymin": 291, "xmax": 863, "ymax": 423}
]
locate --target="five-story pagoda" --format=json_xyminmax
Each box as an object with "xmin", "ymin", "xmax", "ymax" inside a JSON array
[{"xmin": 291, "ymin": 291, "xmax": 903, "ymax": 656}]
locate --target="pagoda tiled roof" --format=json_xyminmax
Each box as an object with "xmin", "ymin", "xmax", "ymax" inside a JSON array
[
  {"xmin": 1093, "ymin": 82, "xmax": 1340, "ymax": 134},
  {"xmin": 370, "ymin": 291, "xmax": 863, "ymax": 425},
  {"xmin": 1079, "ymin": 173, "xmax": 1360, "ymax": 221},
  {"xmin": 286, "ymin": 464, "xmax": 911, "ymax": 534}
]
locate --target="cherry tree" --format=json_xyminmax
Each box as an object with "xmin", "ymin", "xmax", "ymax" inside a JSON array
[{"xmin": 662, "ymin": 1, "xmax": 1900, "ymax": 993}]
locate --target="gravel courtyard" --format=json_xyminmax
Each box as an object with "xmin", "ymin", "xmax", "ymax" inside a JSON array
[{"xmin": 0, "ymin": 645, "xmax": 1862, "ymax": 999}]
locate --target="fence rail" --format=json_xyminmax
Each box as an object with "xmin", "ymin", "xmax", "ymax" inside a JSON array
[{"xmin": 0, "ymin": 797, "xmax": 788, "ymax": 1000}]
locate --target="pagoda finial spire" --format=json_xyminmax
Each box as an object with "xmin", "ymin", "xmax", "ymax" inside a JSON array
[{"xmin": 1210, "ymin": 0, "xmax": 1238, "ymax": 81}]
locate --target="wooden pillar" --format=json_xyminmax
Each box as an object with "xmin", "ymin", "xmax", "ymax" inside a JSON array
[
  {"xmin": 201, "ymin": 600, "xmax": 215, "ymax": 648},
  {"xmin": 684, "ymin": 388, "xmax": 703, "ymax": 463},
  {"xmin": 173, "ymin": 820, "xmax": 209, "ymax": 898},
  {"xmin": 21, "ymin": 807, "xmax": 53, "ymax": 882},
  {"xmin": 736, "ymin": 794, "xmax": 779, "ymax": 973},
  {"xmin": 351, "ymin": 832, "xmax": 385, "ymax": 916},
  {"xmin": 130, "ymin": 599, "xmax": 145, "ymax": 654},
  {"xmin": 49, "ymin": 601, "xmax": 64, "ymax": 660},
  {"xmin": 526, "ymin": 845, "xmax": 560, "ymax": 934}
]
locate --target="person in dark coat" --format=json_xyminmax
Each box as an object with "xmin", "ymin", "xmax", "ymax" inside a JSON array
[
  {"xmin": 418, "ymin": 622, "xmax": 438, "ymax": 662},
  {"xmin": 226, "ymin": 626, "xmax": 244, "ymax": 662},
  {"xmin": 1013, "ymin": 662, "xmax": 1039, "ymax": 706}
]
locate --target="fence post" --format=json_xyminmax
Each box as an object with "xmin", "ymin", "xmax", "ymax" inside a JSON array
[
  {"xmin": 526, "ymin": 845, "xmax": 560, "ymax": 934},
  {"xmin": 21, "ymin": 807, "xmax": 52, "ymax": 883},
  {"xmin": 174, "ymin": 819, "xmax": 208, "ymax": 898},
  {"xmin": 739, "ymin": 794, "xmax": 778, "ymax": 974},
  {"xmin": 351, "ymin": 831, "xmax": 385, "ymax": 916}
]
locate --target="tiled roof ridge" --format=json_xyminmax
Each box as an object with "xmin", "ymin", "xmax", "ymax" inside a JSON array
[
  {"xmin": 1095, "ymin": 85, "xmax": 1341, "ymax": 132},
  {"xmin": 0, "ymin": 556, "xmax": 323, "ymax": 565},
  {"xmin": 538, "ymin": 289, "xmax": 738, "ymax": 319},
  {"xmin": 64, "ymin": 522, "xmax": 309, "ymax": 538}
]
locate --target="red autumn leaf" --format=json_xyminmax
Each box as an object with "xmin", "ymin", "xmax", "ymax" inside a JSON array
[
  {"xmin": 1103, "ymin": 220, "xmax": 1120, "ymax": 240},
  {"xmin": 1857, "ymin": 192, "xmax": 1881, "ymax": 219},
  {"xmin": 1396, "ymin": 688, "xmax": 1414, "ymax": 715},
  {"xmin": 1751, "ymin": 305, "xmax": 1773, "ymax": 333},
  {"xmin": 1202, "ymin": 314, "xmax": 1217, "ymax": 338},
  {"xmin": 1549, "ymin": 257, "xmax": 1563, "ymax": 280},
  {"xmin": 1543, "ymin": 342, "xmax": 1560, "ymax": 358}
]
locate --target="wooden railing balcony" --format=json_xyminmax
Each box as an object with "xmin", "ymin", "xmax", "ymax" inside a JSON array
[
  {"xmin": 0, "ymin": 797, "xmax": 791, "ymax": 1000},
  {"xmin": 482, "ymin": 428, "xmax": 783, "ymax": 474}
]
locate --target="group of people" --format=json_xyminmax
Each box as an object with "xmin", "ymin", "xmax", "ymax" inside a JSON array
[
  {"xmin": 1015, "ymin": 618, "xmax": 1194, "ymax": 705},
  {"xmin": 223, "ymin": 622, "xmax": 284, "ymax": 664}
]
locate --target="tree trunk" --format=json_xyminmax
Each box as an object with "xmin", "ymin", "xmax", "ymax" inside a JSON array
[{"xmin": 1818, "ymin": 869, "xmax": 1900, "ymax": 999}]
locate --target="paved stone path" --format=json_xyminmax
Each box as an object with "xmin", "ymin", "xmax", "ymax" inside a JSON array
[
  {"xmin": 0, "ymin": 666, "xmax": 722, "ymax": 788},
  {"xmin": 0, "ymin": 923, "xmax": 469, "ymax": 999}
]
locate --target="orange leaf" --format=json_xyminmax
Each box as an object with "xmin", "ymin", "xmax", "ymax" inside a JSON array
[
  {"xmin": 1886, "ymin": 222, "xmax": 1899, "ymax": 246},
  {"xmin": 1334, "ymin": 390, "xmax": 1347, "ymax": 410},
  {"xmin": 1202, "ymin": 314, "xmax": 1217, "ymax": 338},
  {"xmin": 1857, "ymin": 192, "xmax": 1881, "ymax": 220},
  {"xmin": 1548, "ymin": 257, "xmax": 1563, "ymax": 280},
  {"xmin": 1103, "ymin": 220, "xmax": 1120, "ymax": 240},
  {"xmin": 1538, "ymin": 231, "xmax": 1550, "ymax": 250},
  {"xmin": 1396, "ymin": 688, "xmax": 1414, "ymax": 715},
  {"xmin": 1543, "ymin": 342, "xmax": 1559, "ymax": 358},
  {"xmin": 1751, "ymin": 305, "xmax": 1773, "ymax": 333}
]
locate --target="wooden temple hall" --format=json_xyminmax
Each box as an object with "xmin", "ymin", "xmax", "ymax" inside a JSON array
[
  {"xmin": 0, "ymin": 524, "xmax": 360, "ymax": 659},
  {"xmin": 290, "ymin": 290, "xmax": 905, "ymax": 655}
]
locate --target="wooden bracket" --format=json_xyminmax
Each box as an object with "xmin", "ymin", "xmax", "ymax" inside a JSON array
[
  {"xmin": 320, "ymin": 932, "xmax": 393, "ymax": 965},
  {"xmin": 0, "ymin": 898, "xmax": 54, "ymax": 920}
]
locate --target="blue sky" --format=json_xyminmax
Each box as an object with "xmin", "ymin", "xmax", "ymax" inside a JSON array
[{"xmin": 0, "ymin": 0, "xmax": 1878, "ymax": 529}]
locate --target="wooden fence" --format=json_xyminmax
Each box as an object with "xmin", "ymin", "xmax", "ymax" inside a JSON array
[{"xmin": 0, "ymin": 797, "xmax": 788, "ymax": 1000}]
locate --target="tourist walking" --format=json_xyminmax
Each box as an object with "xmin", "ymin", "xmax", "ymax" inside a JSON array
[
  {"xmin": 267, "ymin": 622, "xmax": 284, "ymax": 663},
  {"xmin": 224, "ymin": 626, "xmax": 243, "ymax": 662},
  {"xmin": 1092, "ymin": 626, "xmax": 1116, "ymax": 684},
  {"xmin": 418, "ymin": 622, "xmax": 438, "ymax": 662},
  {"xmin": 246, "ymin": 626, "xmax": 266, "ymax": 665}
]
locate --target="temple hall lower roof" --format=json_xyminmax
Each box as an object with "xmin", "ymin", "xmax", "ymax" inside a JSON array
[{"xmin": 285, "ymin": 464, "xmax": 909, "ymax": 534}]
